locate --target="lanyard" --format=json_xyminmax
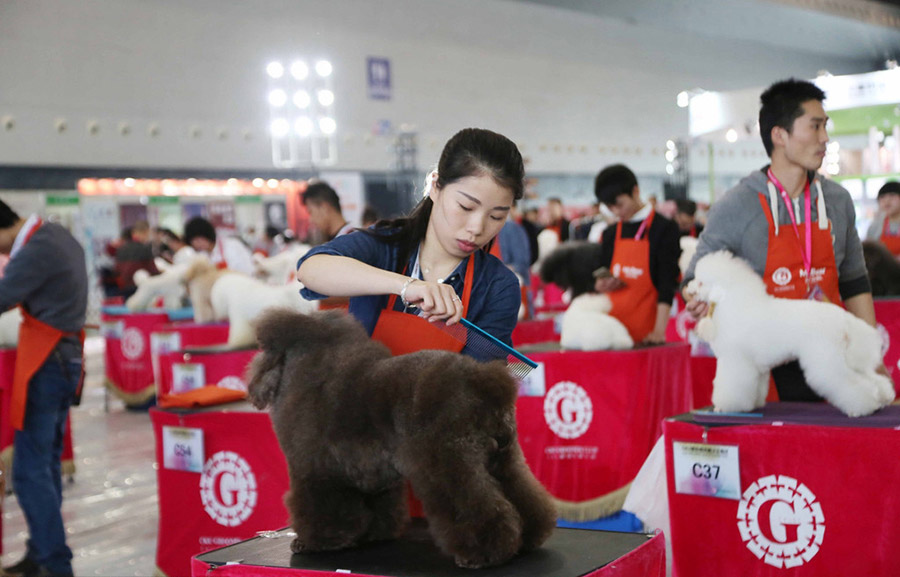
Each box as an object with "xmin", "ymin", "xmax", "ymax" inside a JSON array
[{"xmin": 767, "ymin": 168, "xmax": 811, "ymax": 283}]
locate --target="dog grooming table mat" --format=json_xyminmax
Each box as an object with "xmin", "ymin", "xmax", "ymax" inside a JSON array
[
  {"xmin": 191, "ymin": 519, "xmax": 663, "ymax": 577},
  {"xmin": 688, "ymin": 401, "xmax": 900, "ymax": 428}
]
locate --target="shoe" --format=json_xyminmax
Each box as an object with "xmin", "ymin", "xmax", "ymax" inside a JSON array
[{"xmin": 3, "ymin": 557, "xmax": 39, "ymax": 577}]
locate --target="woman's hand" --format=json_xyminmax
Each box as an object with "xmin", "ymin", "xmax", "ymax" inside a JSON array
[
  {"xmin": 403, "ymin": 279, "xmax": 464, "ymax": 325},
  {"xmin": 594, "ymin": 276, "xmax": 626, "ymax": 293}
]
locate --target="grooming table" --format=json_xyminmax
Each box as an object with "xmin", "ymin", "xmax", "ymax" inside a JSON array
[
  {"xmin": 191, "ymin": 520, "xmax": 665, "ymax": 577},
  {"xmin": 665, "ymin": 403, "xmax": 900, "ymax": 576}
]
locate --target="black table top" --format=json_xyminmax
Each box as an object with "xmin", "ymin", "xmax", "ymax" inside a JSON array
[{"xmin": 195, "ymin": 520, "xmax": 655, "ymax": 577}]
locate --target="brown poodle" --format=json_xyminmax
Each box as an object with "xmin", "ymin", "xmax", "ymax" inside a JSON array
[{"xmin": 246, "ymin": 309, "xmax": 556, "ymax": 568}]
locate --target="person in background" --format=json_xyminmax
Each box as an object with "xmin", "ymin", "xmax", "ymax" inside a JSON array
[
  {"xmin": 157, "ymin": 228, "xmax": 197, "ymax": 266},
  {"xmin": 303, "ymin": 180, "xmax": 354, "ymax": 242},
  {"xmin": 495, "ymin": 202, "xmax": 534, "ymax": 318},
  {"xmin": 297, "ymin": 127, "xmax": 524, "ymax": 360},
  {"xmin": 545, "ymin": 197, "xmax": 570, "ymax": 242},
  {"xmin": 865, "ymin": 181, "xmax": 900, "ymax": 257},
  {"xmin": 0, "ymin": 200, "xmax": 87, "ymax": 577},
  {"xmin": 361, "ymin": 205, "xmax": 380, "ymax": 228},
  {"xmin": 673, "ymin": 198, "xmax": 704, "ymax": 238},
  {"xmin": 114, "ymin": 220, "xmax": 158, "ymax": 298},
  {"xmin": 683, "ymin": 78, "xmax": 881, "ymax": 401},
  {"xmin": 520, "ymin": 205, "xmax": 542, "ymax": 266},
  {"xmin": 183, "ymin": 216, "xmax": 255, "ymax": 275},
  {"xmin": 594, "ymin": 164, "xmax": 681, "ymax": 344},
  {"xmin": 252, "ymin": 225, "xmax": 282, "ymax": 257}
]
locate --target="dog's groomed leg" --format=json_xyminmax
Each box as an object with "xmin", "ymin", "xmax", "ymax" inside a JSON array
[{"xmin": 286, "ymin": 476, "xmax": 375, "ymax": 553}]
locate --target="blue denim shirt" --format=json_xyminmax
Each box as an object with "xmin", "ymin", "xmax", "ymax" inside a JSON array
[{"xmin": 297, "ymin": 229, "xmax": 521, "ymax": 360}]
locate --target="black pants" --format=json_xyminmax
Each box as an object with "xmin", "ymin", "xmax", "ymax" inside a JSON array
[{"xmin": 771, "ymin": 360, "xmax": 824, "ymax": 402}]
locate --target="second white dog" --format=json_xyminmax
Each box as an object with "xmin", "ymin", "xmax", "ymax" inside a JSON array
[
  {"xmin": 686, "ymin": 250, "xmax": 894, "ymax": 417},
  {"xmin": 559, "ymin": 293, "xmax": 633, "ymax": 351}
]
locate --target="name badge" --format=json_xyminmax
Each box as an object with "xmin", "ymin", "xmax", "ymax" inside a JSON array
[
  {"xmin": 101, "ymin": 320, "xmax": 124, "ymax": 339},
  {"xmin": 172, "ymin": 363, "xmax": 206, "ymax": 394},
  {"xmin": 518, "ymin": 362, "xmax": 546, "ymax": 397},
  {"xmin": 672, "ymin": 441, "xmax": 741, "ymax": 500},
  {"xmin": 162, "ymin": 426, "xmax": 204, "ymax": 473}
]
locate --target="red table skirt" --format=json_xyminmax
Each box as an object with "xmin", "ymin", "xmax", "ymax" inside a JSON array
[
  {"xmin": 874, "ymin": 298, "xmax": 900, "ymax": 395},
  {"xmin": 103, "ymin": 311, "xmax": 170, "ymax": 405},
  {"xmin": 151, "ymin": 406, "xmax": 289, "ymax": 577},
  {"xmin": 664, "ymin": 412, "xmax": 900, "ymax": 576},
  {"xmin": 157, "ymin": 348, "xmax": 257, "ymax": 406},
  {"xmin": 516, "ymin": 344, "xmax": 693, "ymax": 519},
  {"xmin": 512, "ymin": 317, "xmax": 560, "ymax": 346}
]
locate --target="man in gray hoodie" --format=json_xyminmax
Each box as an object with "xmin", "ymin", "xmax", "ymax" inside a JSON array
[{"xmin": 683, "ymin": 78, "xmax": 877, "ymax": 402}]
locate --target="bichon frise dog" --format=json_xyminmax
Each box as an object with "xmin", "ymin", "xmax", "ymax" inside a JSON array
[
  {"xmin": 185, "ymin": 259, "xmax": 318, "ymax": 348},
  {"xmin": 686, "ymin": 250, "xmax": 895, "ymax": 417},
  {"xmin": 247, "ymin": 309, "xmax": 557, "ymax": 568},
  {"xmin": 560, "ymin": 293, "xmax": 633, "ymax": 350}
]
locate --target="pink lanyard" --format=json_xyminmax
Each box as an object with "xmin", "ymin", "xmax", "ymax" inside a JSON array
[{"xmin": 767, "ymin": 168, "xmax": 812, "ymax": 281}]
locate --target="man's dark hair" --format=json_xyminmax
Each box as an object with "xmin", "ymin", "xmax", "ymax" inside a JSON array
[
  {"xmin": 674, "ymin": 198, "xmax": 697, "ymax": 217},
  {"xmin": 594, "ymin": 164, "xmax": 638, "ymax": 206},
  {"xmin": 183, "ymin": 217, "xmax": 217, "ymax": 244},
  {"xmin": 0, "ymin": 200, "xmax": 20, "ymax": 229},
  {"xmin": 878, "ymin": 181, "xmax": 900, "ymax": 199},
  {"xmin": 303, "ymin": 181, "xmax": 342, "ymax": 213},
  {"xmin": 759, "ymin": 78, "xmax": 826, "ymax": 157}
]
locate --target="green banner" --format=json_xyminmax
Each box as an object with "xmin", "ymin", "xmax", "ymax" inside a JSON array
[
  {"xmin": 234, "ymin": 195, "xmax": 262, "ymax": 204},
  {"xmin": 829, "ymin": 104, "xmax": 900, "ymax": 136},
  {"xmin": 46, "ymin": 195, "xmax": 79, "ymax": 206},
  {"xmin": 148, "ymin": 196, "xmax": 180, "ymax": 205}
]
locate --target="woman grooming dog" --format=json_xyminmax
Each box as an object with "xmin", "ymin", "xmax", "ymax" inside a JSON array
[{"xmin": 297, "ymin": 128, "xmax": 523, "ymax": 360}]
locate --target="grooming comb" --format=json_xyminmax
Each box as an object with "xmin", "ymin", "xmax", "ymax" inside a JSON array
[{"xmin": 432, "ymin": 317, "xmax": 538, "ymax": 380}]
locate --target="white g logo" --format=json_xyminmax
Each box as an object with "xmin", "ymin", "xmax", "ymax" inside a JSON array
[
  {"xmin": 199, "ymin": 451, "xmax": 258, "ymax": 527},
  {"xmin": 772, "ymin": 267, "xmax": 792, "ymax": 287},
  {"xmin": 543, "ymin": 381, "xmax": 593, "ymax": 439},
  {"xmin": 121, "ymin": 327, "xmax": 145, "ymax": 360}
]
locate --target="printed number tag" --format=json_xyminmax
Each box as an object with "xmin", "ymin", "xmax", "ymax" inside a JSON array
[
  {"xmin": 101, "ymin": 320, "xmax": 124, "ymax": 339},
  {"xmin": 151, "ymin": 332, "xmax": 182, "ymax": 355},
  {"xmin": 518, "ymin": 362, "xmax": 546, "ymax": 397},
  {"xmin": 672, "ymin": 441, "xmax": 741, "ymax": 500},
  {"xmin": 162, "ymin": 426, "xmax": 204, "ymax": 472},
  {"xmin": 172, "ymin": 363, "xmax": 205, "ymax": 394}
]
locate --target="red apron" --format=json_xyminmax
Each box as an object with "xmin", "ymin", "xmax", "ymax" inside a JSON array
[
  {"xmin": 12, "ymin": 311, "xmax": 85, "ymax": 430},
  {"xmin": 608, "ymin": 210, "xmax": 658, "ymax": 342},
  {"xmin": 880, "ymin": 216, "xmax": 900, "ymax": 257},
  {"xmin": 757, "ymin": 193, "xmax": 841, "ymax": 305},
  {"xmin": 370, "ymin": 256, "xmax": 475, "ymax": 356}
]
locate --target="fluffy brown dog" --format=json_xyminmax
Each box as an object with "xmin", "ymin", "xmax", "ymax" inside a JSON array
[{"xmin": 246, "ymin": 309, "xmax": 556, "ymax": 568}]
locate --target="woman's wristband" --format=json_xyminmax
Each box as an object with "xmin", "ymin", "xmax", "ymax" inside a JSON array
[{"xmin": 399, "ymin": 277, "xmax": 416, "ymax": 308}]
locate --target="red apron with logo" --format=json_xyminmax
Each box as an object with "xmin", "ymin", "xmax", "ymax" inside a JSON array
[
  {"xmin": 608, "ymin": 211, "xmax": 659, "ymax": 342},
  {"xmin": 757, "ymin": 194, "xmax": 841, "ymax": 305},
  {"xmin": 880, "ymin": 216, "xmax": 900, "ymax": 257},
  {"xmin": 370, "ymin": 256, "xmax": 474, "ymax": 356}
]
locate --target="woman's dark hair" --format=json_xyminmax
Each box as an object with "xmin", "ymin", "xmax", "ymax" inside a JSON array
[
  {"xmin": 366, "ymin": 128, "xmax": 525, "ymax": 271},
  {"xmin": 0, "ymin": 200, "xmax": 21, "ymax": 229},
  {"xmin": 878, "ymin": 181, "xmax": 900, "ymax": 199}
]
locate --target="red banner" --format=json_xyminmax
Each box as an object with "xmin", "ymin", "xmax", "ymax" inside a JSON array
[
  {"xmin": 516, "ymin": 344, "xmax": 693, "ymax": 502},
  {"xmin": 151, "ymin": 406, "xmax": 289, "ymax": 577},
  {"xmin": 664, "ymin": 416, "xmax": 900, "ymax": 576}
]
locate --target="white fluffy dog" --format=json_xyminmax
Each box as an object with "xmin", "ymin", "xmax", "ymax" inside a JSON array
[
  {"xmin": 559, "ymin": 293, "xmax": 633, "ymax": 351},
  {"xmin": 686, "ymin": 251, "xmax": 895, "ymax": 417},
  {"xmin": 252, "ymin": 244, "xmax": 311, "ymax": 285},
  {"xmin": 186, "ymin": 259, "xmax": 319, "ymax": 348}
]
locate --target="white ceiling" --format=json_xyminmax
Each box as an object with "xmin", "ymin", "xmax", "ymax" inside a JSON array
[{"xmin": 512, "ymin": 0, "xmax": 900, "ymax": 80}]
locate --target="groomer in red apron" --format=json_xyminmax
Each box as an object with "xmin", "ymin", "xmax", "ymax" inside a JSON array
[
  {"xmin": 0, "ymin": 202, "xmax": 87, "ymax": 577},
  {"xmin": 594, "ymin": 164, "xmax": 682, "ymax": 344}
]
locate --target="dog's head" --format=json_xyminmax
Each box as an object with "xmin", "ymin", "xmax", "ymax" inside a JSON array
[
  {"xmin": 539, "ymin": 241, "xmax": 605, "ymax": 298},
  {"xmin": 246, "ymin": 309, "xmax": 371, "ymax": 408},
  {"xmin": 689, "ymin": 250, "xmax": 765, "ymax": 304}
]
